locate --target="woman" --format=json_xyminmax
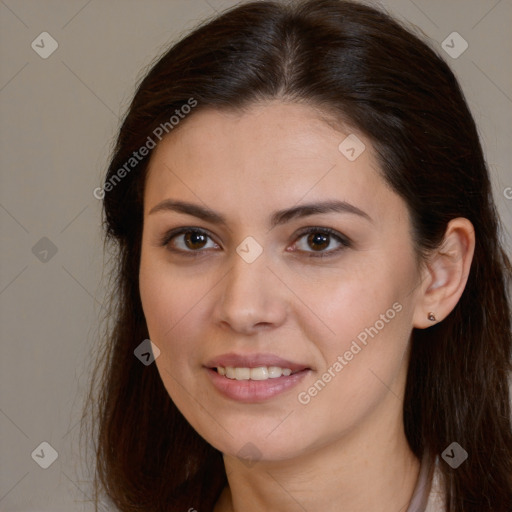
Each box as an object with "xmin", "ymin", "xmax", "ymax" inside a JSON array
[{"xmin": 83, "ymin": 1, "xmax": 512, "ymax": 511}]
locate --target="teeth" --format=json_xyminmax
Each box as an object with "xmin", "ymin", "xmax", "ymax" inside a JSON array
[
  {"xmin": 217, "ymin": 366, "xmax": 297, "ymax": 380},
  {"xmin": 235, "ymin": 367, "xmax": 250, "ymax": 380},
  {"xmin": 250, "ymin": 367, "xmax": 268, "ymax": 380},
  {"xmin": 268, "ymin": 366, "xmax": 283, "ymax": 378}
]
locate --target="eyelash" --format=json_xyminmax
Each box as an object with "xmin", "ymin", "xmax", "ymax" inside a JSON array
[{"xmin": 159, "ymin": 226, "xmax": 351, "ymax": 259}]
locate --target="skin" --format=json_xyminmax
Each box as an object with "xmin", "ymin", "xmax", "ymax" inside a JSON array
[{"xmin": 138, "ymin": 101, "xmax": 475, "ymax": 512}]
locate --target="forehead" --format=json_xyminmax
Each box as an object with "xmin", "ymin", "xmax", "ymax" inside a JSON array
[
  {"xmin": 149, "ymin": 101, "xmax": 360, "ymax": 171},
  {"xmin": 143, "ymin": 101, "xmax": 399, "ymax": 224}
]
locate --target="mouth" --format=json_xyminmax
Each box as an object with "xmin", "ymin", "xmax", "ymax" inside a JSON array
[{"xmin": 204, "ymin": 353, "xmax": 312, "ymax": 403}]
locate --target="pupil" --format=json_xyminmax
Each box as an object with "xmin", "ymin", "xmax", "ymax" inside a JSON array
[
  {"xmin": 186, "ymin": 231, "xmax": 207, "ymax": 249},
  {"xmin": 308, "ymin": 232, "xmax": 329, "ymax": 251}
]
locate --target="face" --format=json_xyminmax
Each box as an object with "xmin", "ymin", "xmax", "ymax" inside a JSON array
[{"xmin": 139, "ymin": 101, "xmax": 424, "ymax": 462}]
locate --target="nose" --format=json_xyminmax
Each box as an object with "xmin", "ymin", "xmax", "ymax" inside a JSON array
[{"xmin": 212, "ymin": 248, "xmax": 288, "ymax": 335}]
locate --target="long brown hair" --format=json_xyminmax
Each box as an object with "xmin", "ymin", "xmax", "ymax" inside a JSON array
[{"xmin": 82, "ymin": 1, "xmax": 512, "ymax": 510}]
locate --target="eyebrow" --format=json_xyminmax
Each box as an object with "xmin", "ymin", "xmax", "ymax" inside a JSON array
[{"xmin": 148, "ymin": 199, "xmax": 372, "ymax": 227}]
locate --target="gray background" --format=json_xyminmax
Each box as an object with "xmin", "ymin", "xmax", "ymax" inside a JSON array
[{"xmin": 1, "ymin": 0, "xmax": 511, "ymax": 510}]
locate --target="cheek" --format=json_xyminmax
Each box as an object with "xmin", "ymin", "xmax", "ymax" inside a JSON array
[
  {"xmin": 292, "ymin": 252, "xmax": 414, "ymax": 353},
  {"xmin": 291, "ymin": 253, "xmax": 417, "ymax": 406},
  {"xmin": 139, "ymin": 260, "xmax": 210, "ymax": 424},
  {"xmin": 139, "ymin": 254, "xmax": 219, "ymax": 376},
  {"xmin": 139, "ymin": 264, "xmax": 172, "ymax": 339},
  {"xmin": 139, "ymin": 256, "xmax": 194, "ymax": 359}
]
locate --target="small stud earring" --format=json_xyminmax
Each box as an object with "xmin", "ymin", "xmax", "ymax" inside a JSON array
[{"xmin": 428, "ymin": 312, "xmax": 436, "ymax": 322}]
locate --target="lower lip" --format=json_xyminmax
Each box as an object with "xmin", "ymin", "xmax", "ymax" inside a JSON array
[{"xmin": 205, "ymin": 368, "xmax": 310, "ymax": 403}]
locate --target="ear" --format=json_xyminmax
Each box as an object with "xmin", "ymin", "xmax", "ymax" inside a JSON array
[{"xmin": 413, "ymin": 218, "xmax": 475, "ymax": 329}]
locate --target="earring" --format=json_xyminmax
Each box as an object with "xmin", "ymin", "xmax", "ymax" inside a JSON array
[{"xmin": 427, "ymin": 312, "xmax": 436, "ymax": 322}]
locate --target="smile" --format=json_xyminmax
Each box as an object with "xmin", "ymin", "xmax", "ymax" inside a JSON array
[{"xmin": 204, "ymin": 353, "xmax": 312, "ymax": 402}]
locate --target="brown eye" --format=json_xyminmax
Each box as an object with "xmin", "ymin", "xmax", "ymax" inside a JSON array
[
  {"xmin": 184, "ymin": 231, "xmax": 208, "ymax": 250},
  {"xmin": 307, "ymin": 232, "xmax": 330, "ymax": 251},
  {"xmin": 292, "ymin": 227, "xmax": 350, "ymax": 257},
  {"xmin": 162, "ymin": 228, "xmax": 219, "ymax": 253}
]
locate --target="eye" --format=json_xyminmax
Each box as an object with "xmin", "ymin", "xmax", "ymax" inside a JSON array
[
  {"xmin": 160, "ymin": 228, "xmax": 219, "ymax": 254},
  {"xmin": 292, "ymin": 227, "xmax": 350, "ymax": 257}
]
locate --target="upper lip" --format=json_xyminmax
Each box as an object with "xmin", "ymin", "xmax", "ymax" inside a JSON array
[{"xmin": 205, "ymin": 353, "xmax": 310, "ymax": 372}]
